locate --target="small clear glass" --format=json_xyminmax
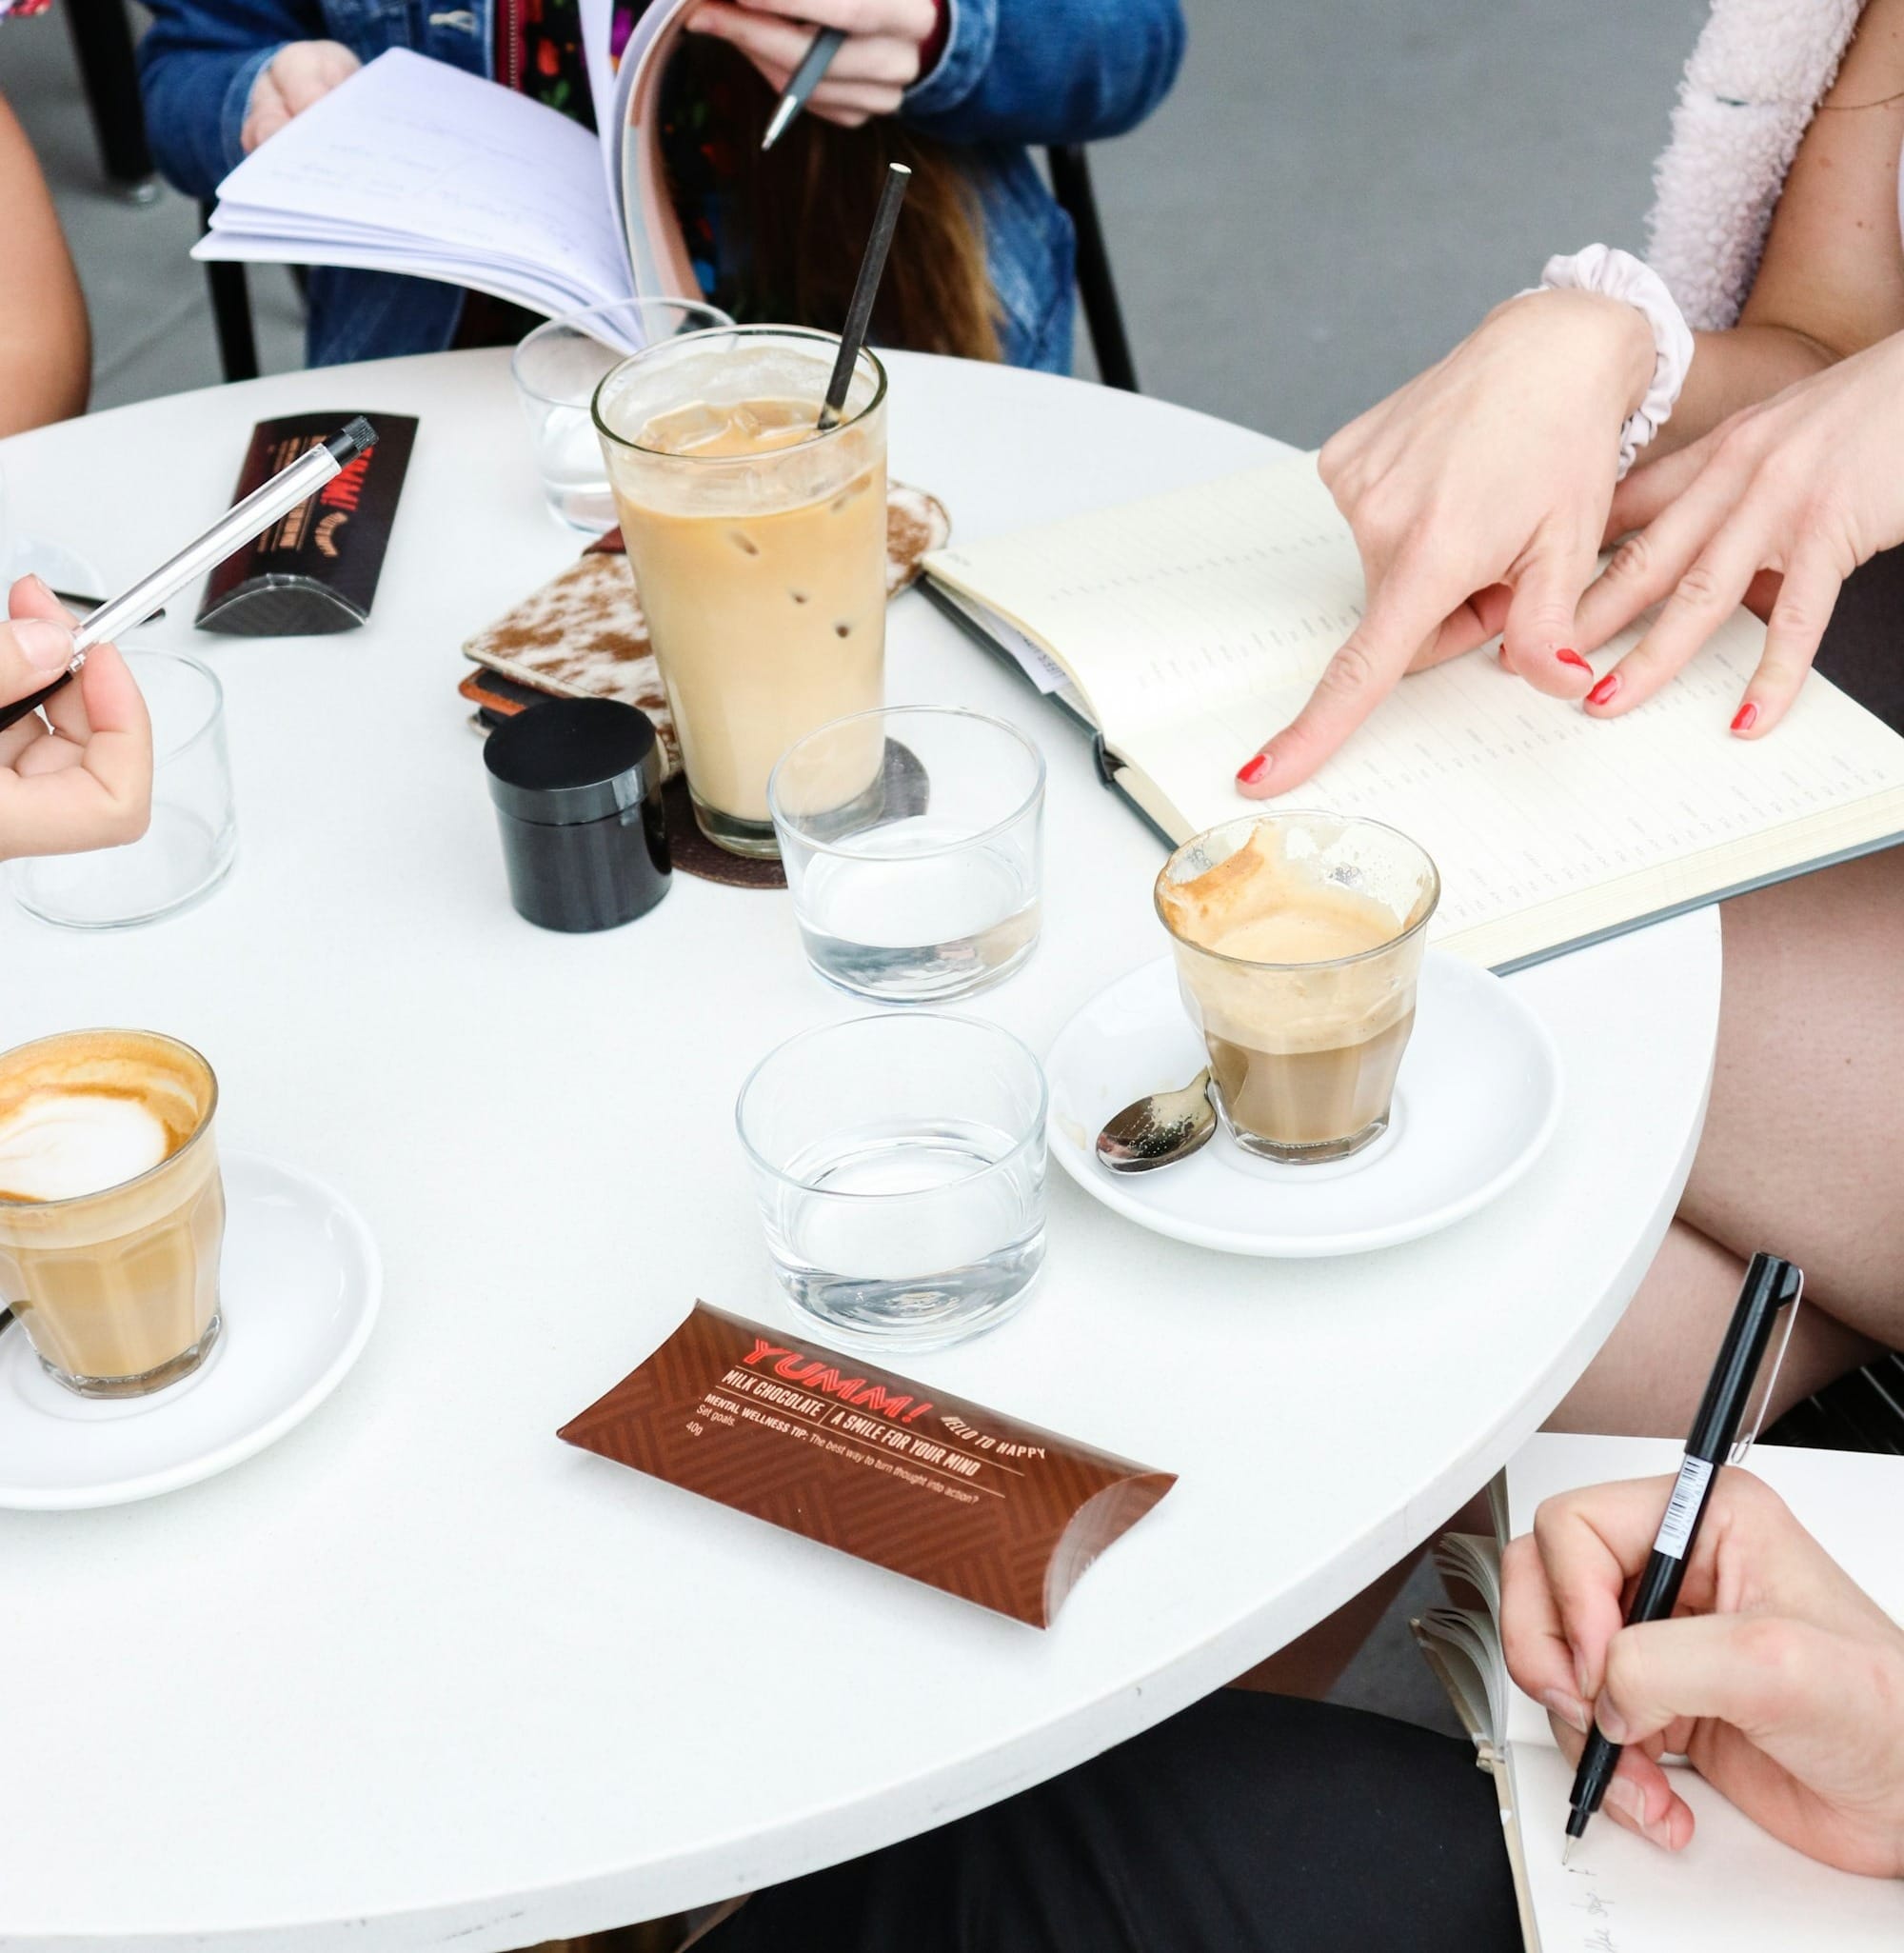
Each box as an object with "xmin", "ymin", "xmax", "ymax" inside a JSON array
[
  {"xmin": 12, "ymin": 649, "xmax": 237, "ymax": 929},
  {"xmin": 768, "ymin": 706, "xmax": 1045, "ymax": 1003},
  {"xmin": 510, "ymin": 297, "xmax": 733, "ymax": 532},
  {"xmin": 1157, "ymin": 811, "xmax": 1439, "ymax": 1163},
  {"xmin": 737, "ymin": 1014, "xmax": 1048, "ymax": 1349}
]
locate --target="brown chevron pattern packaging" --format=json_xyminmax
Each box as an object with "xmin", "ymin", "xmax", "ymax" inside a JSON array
[{"xmin": 559, "ymin": 1303, "xmax": 1176, "ymax": 1626}]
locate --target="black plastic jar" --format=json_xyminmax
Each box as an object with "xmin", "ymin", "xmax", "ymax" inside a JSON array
[{"xmin": 483, "ymin": 698, "xmax": 671, "ymax": 931}]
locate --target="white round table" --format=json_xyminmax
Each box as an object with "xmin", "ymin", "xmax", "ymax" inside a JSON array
[{"xmin": 0, "ymin": 351, "xmax": 1718, "ymax": 1951}]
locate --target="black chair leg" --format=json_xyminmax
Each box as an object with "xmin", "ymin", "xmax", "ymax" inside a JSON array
[
  {"xmin": 1046, "ymin": 145, "xmax": 1139, "ymax": 393},
  {"xmin": 200, "ymin": 204, "xmax": 261, "ymax": 383},
  {"xmin": 63, "ymin": 0, "xmax": 158, "ymax": 197}
]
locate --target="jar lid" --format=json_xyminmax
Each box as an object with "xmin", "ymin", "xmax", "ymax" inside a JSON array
[{"xmin": 484, "ymin": 697, "xmax": 660, "ymax": 826}]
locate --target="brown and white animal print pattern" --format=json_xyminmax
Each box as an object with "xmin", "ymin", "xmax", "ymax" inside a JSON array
[{"xmin": 462, "ymin": 484, "xmax": 950, "ymax": 779}]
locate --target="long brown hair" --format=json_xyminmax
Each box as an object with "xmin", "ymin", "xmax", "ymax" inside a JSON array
[{"xmin": 664, "ymin": 38, "xmax": 1002, "ymax": 364}]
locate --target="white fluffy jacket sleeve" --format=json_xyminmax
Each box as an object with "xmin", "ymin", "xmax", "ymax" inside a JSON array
[{"xmin": 1645, "ymin": 0, "xmax": 1865, "ymax": 329}]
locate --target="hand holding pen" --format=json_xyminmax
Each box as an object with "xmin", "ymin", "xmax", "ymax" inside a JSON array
[
  {"xmin": 0, "ymin": 419, "xmax": 376, "ymax": 859},
  {"xmin": 685, "ymin": 0, "xmax": 942, "ymax": 139},
  {"xmin": 1500, "ymin": 1466, "xmax": 1904, "ymax": 1876},
  {"xmin": 1497, "ymin": 1250, "xmax": 1904, "ymax": 1879},
  {"xmin": 0, "ymin": 577, "xmax": 150, "ymax": 862}
]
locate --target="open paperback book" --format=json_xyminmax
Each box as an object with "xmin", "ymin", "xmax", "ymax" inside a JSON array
[
  {"xmin": 194, "ymin": 0, "xmax": 700, "ymax": 332},
  {"xmin": 1416, "ymin": 1433, "xmax": 1904, "ymax": 1953},
  {"xmin": 921, "ymin": 453, "xmax": 1904, "ymax": 969}
]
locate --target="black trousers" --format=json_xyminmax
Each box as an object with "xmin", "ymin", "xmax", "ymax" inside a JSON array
[{"xmin": 708, "ymin": 1693, "xmax": 1521, "ymax": 1953}]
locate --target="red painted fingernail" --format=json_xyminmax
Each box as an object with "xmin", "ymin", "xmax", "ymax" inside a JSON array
[
  {"xmin": 1236, "ymin": 754, "xmax": 1269, "ymax": 787},
  {"xmin": 1556, "ymin": 648, "xmax": 1593, "ymax": 674},
  {"xmin": 1587, "ymin": 673, "xmax": 1619, "ymax": 707},
  {"xmin": 1731, "ymin": 701, "xmax": 1758, "ymax": 733}
]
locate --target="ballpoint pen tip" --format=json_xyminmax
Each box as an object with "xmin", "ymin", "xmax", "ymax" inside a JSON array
[
  {"xmin": 1561, "ymin": 1839, "xmax": 1575, "ymax": 1866},
  {"xmin": 762, "ymin": 100, "xmax": 795, "ymax": 149}
]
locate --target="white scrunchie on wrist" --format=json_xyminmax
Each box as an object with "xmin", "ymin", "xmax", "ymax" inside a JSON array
[{"xmin": 1537, "ymin": 245, "xmax": 1696, "ymax": 477}]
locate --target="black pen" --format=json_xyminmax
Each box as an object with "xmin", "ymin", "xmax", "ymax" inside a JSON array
[
  {"xmin": 1562, "ymin": 1250, "xmax": 1804, "ymax": 1860},
  {"xmin": 762, "ymin": 26, "xmax": 846, "ymax": 149}
]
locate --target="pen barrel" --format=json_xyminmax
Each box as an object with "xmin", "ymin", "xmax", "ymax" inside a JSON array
[
  {"xmin": 1568, "ymin": 1545, "xmax": 1688, "ymax": 1826},
  {"xmin": 1629, "ymin": 1545, "xmax": 1690, "ymax": 1631},
  {"xmin": 72, "ymin": 444, "xmax": 340, "ymax": 652},
  {"xmin": 785, "ymin": 23, "xmax": 844, "ymax": 94}
]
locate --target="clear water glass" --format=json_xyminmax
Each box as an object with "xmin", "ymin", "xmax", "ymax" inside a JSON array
[
  {"xmin": 12, "ymin": 650, "xmax": 236, "ymax": 929},
  {"xmin": 510, "ymin": 297, "xmax": 733, "ymax": 532},
  {"xmin": 737, "ymin": 1014, "xmax": 1048, "ymax": 1349},
  {"xmin": 768, "ymin": 707, "xmax": 1045, "ymax": 1002}
]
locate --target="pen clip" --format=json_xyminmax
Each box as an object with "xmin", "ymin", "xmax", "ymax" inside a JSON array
[{"xmin": 1729, "ymin": 1265, "xmax": 1803, "ymax": 1463}]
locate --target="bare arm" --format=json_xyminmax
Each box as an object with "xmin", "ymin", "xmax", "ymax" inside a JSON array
[
  {"xmin": 1654, "ymin": 0, "xmax": 1904, "ymax": 454},
  {"xmin": 0, "ymin": 93, "xmax": 89, "ymax": 434}
]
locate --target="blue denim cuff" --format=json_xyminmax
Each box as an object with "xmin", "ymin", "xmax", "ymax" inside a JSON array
[
  {"xmin": 902, "ymin": 0, "xmax": 995, "ymax": 119},
  {"xmin": 217, "ymin": 45, "xmax": 288, "ymax": 179}
]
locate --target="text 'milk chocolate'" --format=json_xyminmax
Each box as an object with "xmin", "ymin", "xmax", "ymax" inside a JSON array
[
  {"xmin": 197, "ymin": 412, "xmax": 418, "ymax": 635},
  {"xmin": 559, "ymin": 1304, "xmax": 1175, "ymax": 1626}
]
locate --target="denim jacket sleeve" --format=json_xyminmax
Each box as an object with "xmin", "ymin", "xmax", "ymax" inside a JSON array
[
  {"xmin": 137, "ymin": 0, "xmax": 329, "ymax": 201},
  {"xmin": 901, "ymin": 0, "xmax": 1185, "ymax": 148}
]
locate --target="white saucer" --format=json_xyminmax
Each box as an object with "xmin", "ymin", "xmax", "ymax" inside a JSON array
[
  {"xmin": 1045, "ymin": 953, "xmax": 1563, "ymax": 1258},
  {"xmin": 0, "ymin": 1152, "xmax": 381, "ymax": 1510}
]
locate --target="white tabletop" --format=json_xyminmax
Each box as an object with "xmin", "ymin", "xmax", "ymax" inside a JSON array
[{"xmin": 0, "ymin": 351, "xmax": 1717, "ymax": 1952}]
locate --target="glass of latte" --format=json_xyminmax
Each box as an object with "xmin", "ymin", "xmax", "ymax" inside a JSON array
[
  {"xmin": 593, "ymin": 326, "xmax": 888, "ymax": 858},
  {"xmin": 0, "ymin": 1029, "xmax": 225, "ymax": 1397},
  {"xmin": 1157, "ymin": 814, "xmax": 1439, "ymax": 1163}
]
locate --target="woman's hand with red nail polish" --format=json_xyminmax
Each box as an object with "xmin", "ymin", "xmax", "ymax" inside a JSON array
[
  {"xmin": 1240, "ymin": 291, "xmax": 1650, "ymax": 793},
  {"xmin": 1498, "ymin": 1471, "xmax": 1904, "ymax": 1875},
  {"xmin": 1575, "ymin": 329, "xmax": 1904, "ymax": 734}
]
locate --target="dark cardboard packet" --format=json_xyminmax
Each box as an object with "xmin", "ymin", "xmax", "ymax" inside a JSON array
[
  {"xmin": 197, "ymin": 412, "xmax": 418, "ymax": 634},
  {"xmin": 560, "ymin": 1303, "xmax": 1175, "ymax": 1626}
]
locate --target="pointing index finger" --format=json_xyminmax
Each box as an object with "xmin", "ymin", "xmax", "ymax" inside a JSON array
[{"xmin": 1235, "ymin": 558, "xmax": 1454, "ymax": 797}]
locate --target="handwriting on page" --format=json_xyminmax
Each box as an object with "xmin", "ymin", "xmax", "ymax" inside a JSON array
[{"xmin": 1564, "ymin": 1862, "xmax": 1624, "ymax": 1952}]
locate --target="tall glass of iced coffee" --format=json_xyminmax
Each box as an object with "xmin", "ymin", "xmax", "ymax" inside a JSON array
[
  {"xmin": 1157, "ymin": 813, "xmax": 1439, "ymax": 1163},
  {"xmin": 593, "ymin": 326, "xmax": 889, "ymax": 858}
]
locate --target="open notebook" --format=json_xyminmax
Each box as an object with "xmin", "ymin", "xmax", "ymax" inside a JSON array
[
  {"xmin": 194, "ymin": 0, "xmax": 700, "ymax": 329},
  {"xmin": 1416, "ymin": 1434, "xmax": 1904, "ymax": 1952},
  {"xmin": 922, "ymin": 455, "xmax": 1904, "ymax": 969}
]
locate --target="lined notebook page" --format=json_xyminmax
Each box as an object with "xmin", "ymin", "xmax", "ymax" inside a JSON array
[
  {"xmin": 1497, "ymin": 1437, "xmax": 1904, "ymax": 1952},
  {"xmin": 198, "ymin": 51, "xmax": 630, "ymax": 317},
  {"xmin": 925, "ymin": 457, "xmax": 1904, "ymax": 968}
]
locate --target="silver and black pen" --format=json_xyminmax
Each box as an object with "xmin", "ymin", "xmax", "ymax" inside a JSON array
[
  {"xmin": 762, "ymin": 26, "xmax": 847, "ymax": 149},
  {"xmin": 0, "ymin": 418, "xmax": 379, "ymax": 736},
  {"xmin": 1561, "ymin": 1250, "xmax": 1804, "ymax": 1860}
]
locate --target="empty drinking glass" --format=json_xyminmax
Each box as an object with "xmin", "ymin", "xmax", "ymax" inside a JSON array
[
  {"xmin": 12, "ymin": 649, "xmax": 237, "ymax": 929},
  {"xmin": 768, "ymin": 707, "xmax": 1045, "ymax": 1002},
  {"xmin": 737, "ymin": 1013, "xmax": 1048, "ymax": 1349},
  {"xmin": 510, "ymin": 298, "xmax": 733, "ymax": 531}
]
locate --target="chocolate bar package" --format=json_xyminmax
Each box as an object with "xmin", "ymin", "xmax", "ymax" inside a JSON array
[
  {"xmin": 197, "ymin": 412, "xmax": 418, "ymax": 634},
  {"xmin": 560, "ymin": 1303, "xmax": 1175, "ymax": 1626}
]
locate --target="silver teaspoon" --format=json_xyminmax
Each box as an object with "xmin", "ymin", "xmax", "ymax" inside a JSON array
[{"xmin": 1095, "ymin": 1069, "xmax": 1216, "ymax": 1173}]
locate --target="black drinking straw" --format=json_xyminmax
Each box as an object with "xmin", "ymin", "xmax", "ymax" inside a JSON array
[{"xmin": 819, "ymin": 162, "xmax": 912, "ymax": 430}]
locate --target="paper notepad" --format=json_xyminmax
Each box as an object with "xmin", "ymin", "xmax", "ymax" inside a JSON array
[
  {"xmin": 1415, "ymin": 1435, "xmax": 1904, "ymax": 1952},
  {"xmin": 922, "ymin": 454, "xmax": 1904, "ymax": 969},
  {"xmin": 195, "ymin": 8, "xmax": 702, "ymax": 329}
]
